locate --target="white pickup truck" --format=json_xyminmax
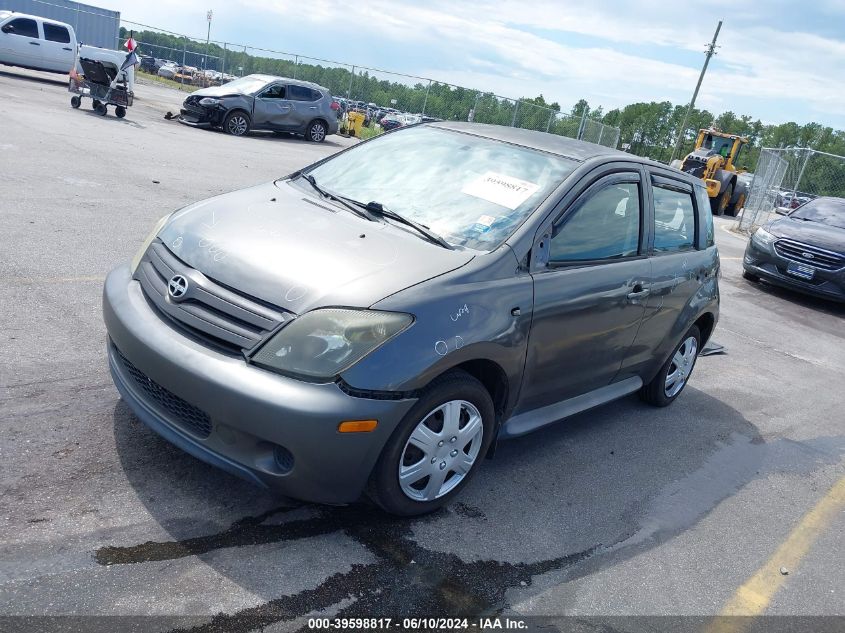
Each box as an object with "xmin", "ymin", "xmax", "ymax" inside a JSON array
[{"xmin": 0, "ymin": 11, "xmax": 134, "ymax": 90}]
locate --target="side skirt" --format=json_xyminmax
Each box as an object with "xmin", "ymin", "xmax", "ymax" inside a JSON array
[{"xmin": 498, "ymin": 376, "xmax": 643, "ymax": 439}]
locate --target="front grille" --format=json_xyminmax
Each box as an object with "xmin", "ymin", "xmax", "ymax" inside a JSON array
[
  {"xmin": 136, "ymin": 241, "xmax": 292, "ymax": 353},
  {"xmin": 774, "ymin": 239, "xmax": 845, "ymax": 271},
  {"xmin": 114, "ymin": 346, "xmax": 212, "ymax": 439}
]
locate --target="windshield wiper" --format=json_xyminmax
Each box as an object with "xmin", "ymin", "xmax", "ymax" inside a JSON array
[
  {"xmin": 354, "ymin": 200, "xmax": 453, "ymax": 250},
  {"xmin": 300, "ymin": 174, "xmax": 375, "ymax": 222}
]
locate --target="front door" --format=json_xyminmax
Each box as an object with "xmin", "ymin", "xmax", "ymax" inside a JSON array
[
  {"xmin": 0, "ymin": 17, "xmax": 42, "ymax": 68},
  {"xmin": 252, "ymin": 83, "xmax": 294, "ymax": 129},
  {"xmin": 517, "ymin": 169, "xmax": 652, "ymax": 413}
]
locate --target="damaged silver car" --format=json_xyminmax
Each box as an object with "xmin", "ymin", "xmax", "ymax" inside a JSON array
[{"xmin": 179, "ymin": 73, "xmax": 339, "ymax": 141}]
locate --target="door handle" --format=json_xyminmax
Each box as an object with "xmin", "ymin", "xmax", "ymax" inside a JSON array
[
  {"xmin": 309, "ymin": 106, "xmax": 318, "ymax": 110},
  {"xmin": 627, "ymin": 284, "xmax": 651, "ymax": 301},
  {"xmin": 62, "ymin": 47, "xmax": 72, "ymax": 51},
  {"xmin": 29, "ymin": 41, "xmax": 41, "ymax": 45}
]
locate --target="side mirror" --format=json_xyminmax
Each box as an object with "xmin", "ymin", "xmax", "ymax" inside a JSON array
[{"xmin": 2, "ymin": 24, "xmax": 14, "ymax": 34}]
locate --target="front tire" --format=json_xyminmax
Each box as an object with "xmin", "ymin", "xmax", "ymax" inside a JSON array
[
  {"xmin": 306, "ymin": 119, "xmax": 327, "ymax": 142},
  {"xmin": 223, "ymin": 110, "xmax": 250, "ymax": 136},
  {"xmin": 711, "ymin": 183, "xmax": 733, "ymax": 216},
  {"xmin": 640, "ymin": 325, "xmax": 700, "ymax": 407},
  {"xmin": 115, "ymin": 106, "xmax": 126, "ymax": 119},
  {"xmin": 369, "ymin": 371, "xmax": 495, "ymax": 516},
  {"xmin": 70, "ymin": 95, "xmax": 81, "ymax": 108}
]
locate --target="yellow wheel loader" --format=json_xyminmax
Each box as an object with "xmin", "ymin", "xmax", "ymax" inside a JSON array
[{"xmin": 678, "ymin": 128, "xmax": 750, "ymax": 216}]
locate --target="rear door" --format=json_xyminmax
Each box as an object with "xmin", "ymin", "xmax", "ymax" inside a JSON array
[
  {"xmin": 516, "ymin": 166, "xmax": 652, "ymax": 413},
  {"xmin": 39, "ymin": 22, "xmax": 74, "ymax": 72},
  {"xmin": 619, "ymin": 171, "xmax": 711, "ymax": 378},
  {"xmin": 252, "ymin": 83, "xmax": 294, "ymax": 129},
  {"xmin": 287, "ymin": 84, "xmax": 322, "ymax": 130},
  {"xmin": 0, "ymin": 16, "xmax": 42, "ymax": 68}
]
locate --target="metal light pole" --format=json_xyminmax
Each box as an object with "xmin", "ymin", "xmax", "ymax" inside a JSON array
[
  {"xmin": 670, "ymin": 20, "xmax": 722, "ymax": 162},
  {"xmin": 204, "ymin": 10, "xmax": 213, "ymax": 72}
]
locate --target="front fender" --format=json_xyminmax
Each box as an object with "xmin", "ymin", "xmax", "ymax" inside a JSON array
[{"xmin": 339, "ymin": 252, "xmax": 533, "ymax": 415}]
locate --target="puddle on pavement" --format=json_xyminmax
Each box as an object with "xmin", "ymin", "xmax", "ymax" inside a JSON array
[{"xmin": 98, "ymin": 419, "xmax": 845, "ymax": 631}]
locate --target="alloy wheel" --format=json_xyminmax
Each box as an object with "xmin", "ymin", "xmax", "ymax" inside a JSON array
[
  {"xmin": 228, "ymin": 115, "xmax": 248, "ymax": 135},
  {"xmin": 398, "ymin": 400, "xmax": 484, "ymax": 502},
  {"xmin": 310, "ymin": 123, "xmax": 326, "ymax": 142},
  {"xmin": 664, "ymin": 336, "xmax": 698, "ymax": 398}
]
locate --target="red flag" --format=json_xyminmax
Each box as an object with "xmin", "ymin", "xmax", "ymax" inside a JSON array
[{"xmin": 124, "ymin": 37, "xmax": 137, "ymax": 51}]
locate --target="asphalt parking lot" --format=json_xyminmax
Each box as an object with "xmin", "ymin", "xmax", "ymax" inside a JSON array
[{"xmin": 1, "ymin": 66, "xmax": 843, "ymax": 631}]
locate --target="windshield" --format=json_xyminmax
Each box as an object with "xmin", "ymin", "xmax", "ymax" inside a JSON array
[
  {"xmin": 790, "ymin": 198, "xmax": 845, "ymax": 229},
  {"xmin": 702, "ymin": 134, "xmax": 733, "ymax": 157},
  {"xmin": 303, "ymin": 126, "xmax": 577, "ymax": 251},
  {"xmin": 223, "ymin": 75, "xmax": 272, "ymax": 94}
]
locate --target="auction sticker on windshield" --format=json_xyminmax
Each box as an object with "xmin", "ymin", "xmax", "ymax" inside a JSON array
[{"xmin": 461, "ymin": 172, "xmax": 539, "ymax": 210}]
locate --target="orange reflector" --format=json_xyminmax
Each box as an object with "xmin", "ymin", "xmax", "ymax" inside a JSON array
[{"xmin": 338, "ymin": 420, "xmax": 378, "ymax": 433}]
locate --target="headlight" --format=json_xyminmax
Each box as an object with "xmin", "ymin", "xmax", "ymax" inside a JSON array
[
  {"xmin": 130, "ymin": 213, "xmax": 172, "ymax": 273},
  {"xmin": 252, "ymin": 309, "xmax": 413, "ymax": 379},
  {"xmin": 751, "ymin": 227, "xmax": 776, "ymax": 252},
  {"xmin": 199, "ymin": 97, "xmax": 220, "ymax": 106}
]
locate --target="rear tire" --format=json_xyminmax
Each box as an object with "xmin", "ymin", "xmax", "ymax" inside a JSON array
[
  {"xmin": 95, "ymin": 103, "xmax": 107, "ymax": 116},
  {"xmin": 368, "ymin": 370, "xmax": 495, "ymax": 516},
  {"xmin": 223, "ymin": 110, "xmax": 250, "ymax": 136},
  {"xmin": 306, "ymin": 119, "xmax": 328, "ymax": 142},
  {"xmin": 640, "ymin": 325, "xmax": 701, "ymax": 407},
  {"xmin": 70, "ymin": 95, "xmax": 81, "ymax": 108},
  {"xmin": 115, "ymin": 106, "xmax": 126, "ymax": 119},
  {"xmin": 742, "ymin": 270, "xmax": 760, "ymax": 282}
]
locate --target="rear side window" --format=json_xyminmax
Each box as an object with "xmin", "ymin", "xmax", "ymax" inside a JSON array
[
  {"xmin": 653, "ymin": 185, "xmax": 696, "ymax": 252},
  {"xmin": 696, "ymin": 186, "xmax": 715, "ymax": 247},
  {"xmin": 43, "ymin": 23, "xmax": 70, "ymax": 43},
  {"xmin": 550, "ymin": 181, "xmax": 641, "ymax": 262},
  {"xmin": 288, "ymin": 85, "xmax": 319, "ymax": 101},
  {"xmin": 5, "ymin": 18, "xmax": 39, "ymax": 38}
]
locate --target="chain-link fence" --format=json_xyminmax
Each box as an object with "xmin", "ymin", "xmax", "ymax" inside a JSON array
[
  {"xmin": 120, "ymin": 19, "xmax": 620, "ymax": 147},
  {"xmin": 738, "ymin": 148, "xmax": 845, "ymax": 232}
]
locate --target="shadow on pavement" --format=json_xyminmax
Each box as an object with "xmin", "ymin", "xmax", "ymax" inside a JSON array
[{"xmin": 107, "ymin": 385, "xmax": 844, "ymax": 628}]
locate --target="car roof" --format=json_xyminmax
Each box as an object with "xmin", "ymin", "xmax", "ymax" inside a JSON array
[
  {"xmin": 427, "ymin": 121, "xmax": 701, "ymax": 185},
  {"xmin": 429, "ymin": 121, "xmax": 629, "ymax": 161},
  {"xmin": 5, "ymin": 11, "xmax": 72, "ymax": 28},
  {"xmin": 248, "ymin": 74, "xmax": 329, "ymax": 92}
]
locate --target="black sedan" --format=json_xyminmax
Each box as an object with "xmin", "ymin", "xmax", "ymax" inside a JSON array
[{"xmin": 743, "ymin": 196, "xmax": 845, "ymax": 302}]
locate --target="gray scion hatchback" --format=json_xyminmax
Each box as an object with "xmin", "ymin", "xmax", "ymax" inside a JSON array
[{"xmin": 103, "ymin": 122, "xmax": 720, "ymax": 515}]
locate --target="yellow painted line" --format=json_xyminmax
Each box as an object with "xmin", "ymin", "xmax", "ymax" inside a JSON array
[{"xmin": 705, "ymin": 474, "xmax": 845, "ymax": 633}]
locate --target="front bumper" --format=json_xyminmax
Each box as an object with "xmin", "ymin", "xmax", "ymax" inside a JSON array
[
  {"xmin": 178, "ymin": 104, "xmax": 221, "ymax": 128},
  {"xmin": 103, "ymin": 265, "xmax": 417, "ymax": 503},
  {"xmin": 743, "ymin": 241, "xmax": 845, "ymax": 302}
]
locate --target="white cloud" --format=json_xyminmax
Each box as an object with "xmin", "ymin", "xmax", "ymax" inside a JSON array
[{"xmin": 105, "ymin": 0, "xmax": 845, "ymax": 127}]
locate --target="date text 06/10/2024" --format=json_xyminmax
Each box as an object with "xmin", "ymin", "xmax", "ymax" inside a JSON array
[{"xmin": 307, "ymin": 617, "xmax": 528, "ymax": 630}]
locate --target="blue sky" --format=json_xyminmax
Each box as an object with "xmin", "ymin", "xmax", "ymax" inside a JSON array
[{"xmin": 102, "ymin": 0, "xmax": 845, "ymax": 129}]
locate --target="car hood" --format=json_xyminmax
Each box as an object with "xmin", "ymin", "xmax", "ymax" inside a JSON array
[
  {"xmin": 190, "ymin": 84, "xmax": 247, "ymax": 98},
  {"xmin": 768, "ymin": 217, "xmax": 845, "ymax": 253},
  {"xmin": 157, "ymin": 181, "xmax": 475, "ymax": 314}
]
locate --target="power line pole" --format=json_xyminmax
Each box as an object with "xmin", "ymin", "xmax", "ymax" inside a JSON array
[
  {"xmin": 670, "ymin": 20, "xmax": 722, "ymax": 162},
  {"xmin": 204, "ymin": 10, "xmax": 213, "ymax": 72}
]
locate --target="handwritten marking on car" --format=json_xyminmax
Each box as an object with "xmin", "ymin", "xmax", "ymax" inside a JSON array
[
  {"xmin": 450, "ymin": 303, "xmax": 470, "ymax": 322},
  {"xmin": 285, "ymin": 286, "xmax": 306, "ymax": 302}
]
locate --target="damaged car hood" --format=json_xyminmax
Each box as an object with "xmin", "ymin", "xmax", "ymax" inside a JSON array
[
  {"xmin": 190, "ymin": 84, "xmax": 247, "ymax": 99},
  {"xmin": 157, "ymin": 180, "xmax": 475, "ymax": 314}
]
